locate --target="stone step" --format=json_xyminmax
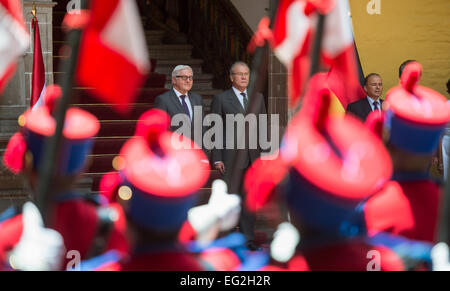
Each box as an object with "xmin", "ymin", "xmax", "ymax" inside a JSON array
[
  {"xmin": 154, "ymin": 59, "xmax": 205, "ymax": 75},
  {"xmin": 53, "ymin": 41, "xmax": 194, "ymax": 61},
  {"xmin": 69, "ymin": 87, "xmax": 168, "ymax": 105},
  {"xmin": 84, "ymin": 170, "xmax": 221, "ymax": 193},
  {"xmin": 68, "ymin": 87, "xmax": 216, "ymax": 109},
  {"xmin": 0, "ymin": 175, "xmax": 26, "ymax": 190},
  {"xmin": 149, "ymin": 44, "xmax": 194, "ymax": 60},
  {"xmin": 98, "ymin": 120, "xmax": 137, "ymax": 137},
  {"xmin": 0, "ymin": 134, "xmax": 12, "ymax": 149},
  {"xmin": 54, "ymin": 70, "xmax": 167, "ymax": 89},
  {"xmin": 145, "ymin": 30, "xmax": 166, "ymax": 44},
  {"xmin": 74, "ymin": 103, "xmax": 153, "ymax": 121},
  {"xmin": 92, "ymin": 137, "xmax": 131, "ymax": 155},
  {"xmin": 0, "ymin": 193, "xmax": 29, "ymax": 213},
  {"xmin": 52, "ymin": 10, "xmax": 148, "ymax": 26}
]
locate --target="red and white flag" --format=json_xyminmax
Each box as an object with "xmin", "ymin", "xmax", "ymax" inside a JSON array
[
  {"xmin": 0, "ymin": 0, "xmax": 30, "ymax": 94},
  {"xmin": 322, "ymin": 0, "xmax": 365, "ymax": 109},
  {"xmin": 271, "ymin": 0, "xmax": 363, "ymax": 109},
  {"xmin": 272, "ymin": 0, "xmax": 313, "ymax": 108},
  {"xmin": 76, "ymin": 0, "xmax": 150, "ymax": 113},
  {"xmin": 31, "ymin": 17, "xmax": 46, "ymax": 108}
]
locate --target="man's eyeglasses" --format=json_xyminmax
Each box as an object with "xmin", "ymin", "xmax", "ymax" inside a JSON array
[
  {"xmin": 232, "ymin": 72, "xmax": 250, "ymax": 77},
  {"xmin": 176, "ymin": 75, "xmax": 194, "ymax": 81}
]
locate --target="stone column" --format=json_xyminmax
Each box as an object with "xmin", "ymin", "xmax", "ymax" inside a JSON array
[{"xmin": 0, "ymin": 0, "xmax": 57, "ymax": 211}]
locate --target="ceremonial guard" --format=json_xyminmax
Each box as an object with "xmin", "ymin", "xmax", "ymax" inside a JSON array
[
  {"xmin": 245, "ymin": 77, "xmax": 406, "ymax": 270},
  {"xmin": 0, "ymin": 86, "xmax": 129, "ymax": 270},
  {"xmin": 86, "ymin": 108, "xmax": 210, "ymax": 270},
  {"xmin": 363, "ymin": 62, "xmax": 450, "ymax": 243}
]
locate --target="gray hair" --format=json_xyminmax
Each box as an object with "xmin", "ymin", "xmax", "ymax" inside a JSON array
[
  {"xmin": 230, "ymin": 62, "xmax": 250, "ymax": 75},
  {"xmin": 172, "ymin": 65, "xmax": 193, "ymax": 78}
]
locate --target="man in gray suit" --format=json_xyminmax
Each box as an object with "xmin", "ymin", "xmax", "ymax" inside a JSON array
[
  {"xmin": 210, "ymin": 62, "xmax": 267, "ymax": 250},
  {"xmin": 154, "ymin": 65, "xmax": 204, "ymax": 146}
]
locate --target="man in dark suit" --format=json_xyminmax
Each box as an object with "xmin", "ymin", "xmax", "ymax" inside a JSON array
[
  {"xmin": 210, "ymin": 62, "xmax": 267, "ymax": 250},
  {"xmin": 346, "ymin": 73, "xmax": 383, "ymax": 121},
  {"xmin": 154, "ymin": 65, "xmax": 204, "ymax": 148}
]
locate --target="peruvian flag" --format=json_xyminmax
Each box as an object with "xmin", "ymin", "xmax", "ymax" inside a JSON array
[
  {"xmin": 0, "ymin": 0, "xmax": 29, "ymax": 94},
  {"xmin": 77, "ymin": 0, "xmax": 150, "ymax": 113},
  {"xmin": 272, "ymin": 0, "xmax": 313, "ymax": 108},
  {"xmin": 323, "ymin": 0, "xmax": 365, "ymax": 109},
  {"xmin": 30, "ymin": 17, "xmax": 46, "ymax": 108}
]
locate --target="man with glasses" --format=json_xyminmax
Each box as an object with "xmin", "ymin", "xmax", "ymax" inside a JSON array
[
  {"xmin": 154, "ymin": 65, "xmax": 204, "ymax": 145},
  {"xmin": 210, "ymin": 62, "xmax": 267, "ymax": 250}
]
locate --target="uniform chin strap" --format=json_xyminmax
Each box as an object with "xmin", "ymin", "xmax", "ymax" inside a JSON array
[{"xmin": 187, "ymin": 180, "xmax": 241, "ymax": 246}]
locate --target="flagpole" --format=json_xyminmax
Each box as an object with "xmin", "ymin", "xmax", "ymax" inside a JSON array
[
  {"xmin": 309, "ymin": 14, "xmax": 325, "ymax": 78},
  {"xmin": 35, "ymin": 0, "xmax": 89, "ymax": 226},
  {"xmin": 292, "ymin": 12, "xmax": 326, "ymax": 114}
]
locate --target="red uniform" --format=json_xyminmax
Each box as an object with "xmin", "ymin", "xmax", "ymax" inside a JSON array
[
  {"xmin": 364, "ymin": 177, "xmax": 441, "ymax": 243},
  {"xmin": 80, "ymin": 246, "xmax": 207, "ymax": 271},
  {"xmin": 262, "ymin": 241, "xmax": 405, "ymax": 271},
  {"xmin": 364, "ymin": 61, "xmax": 449, "ymax": 243},
  {"xmin": 0, "ymin": 194, "xmax": 129, "ymax": 270},
  {"xmin": 120, "ymin": 250, "xmax": 205, "ymax": 271}
]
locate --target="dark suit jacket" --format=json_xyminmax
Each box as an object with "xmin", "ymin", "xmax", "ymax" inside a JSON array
[
  {"xmin": 346, "ymin": 97, "xmax": 383, "ymax": 122},
  {"xmin": 154, "ymin": 89, "xmax": 205, "ymax": 147},
  {"xmin": 210, "ymin": 89, "xmax": 266, "ymax": 179}
]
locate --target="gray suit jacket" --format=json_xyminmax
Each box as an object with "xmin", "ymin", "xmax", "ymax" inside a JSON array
[
  {"xmin": 210, "ymin": 89, "xmax": 266, "ymax": 176},
  {"xmin": 154, "ymin": 89, "xmax": 205, "ymax": 147}
]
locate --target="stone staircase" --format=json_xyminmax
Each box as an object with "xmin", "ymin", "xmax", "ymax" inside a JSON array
[{"xmin": 51, "ymin": 2, "xmax": 222, "ymax": 202}]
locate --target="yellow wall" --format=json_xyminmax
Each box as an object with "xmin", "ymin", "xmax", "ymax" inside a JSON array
[{"xmin": 349, "ymin": 0, "xmax": 450, "ymax": 99}]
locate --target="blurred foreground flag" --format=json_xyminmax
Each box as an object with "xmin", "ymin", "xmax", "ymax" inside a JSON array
[
  {"xmin": 0, "ymin": 0, "xmax": 30, "ymax": 94},
  {"xmin": 77, "ymin": 0, "xmax": 150, "ymax": 113},
  {"xmin": 31, "ymin": 16, "xmax": 46, "ymax": 108},
  {"xmin": 323, "ymin": 0, "xmax": 365, "ymax": 110},
  {"xmin": 272, "ymin": 0, "xmax": 313, "ymax": 109}
]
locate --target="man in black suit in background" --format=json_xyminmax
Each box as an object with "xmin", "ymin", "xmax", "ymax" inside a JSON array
[
  {"xmin": 154, "ymin": 65, "xmax": 204, "ymax": 147},
  {"xmin": 346, "ymin": 73, "xmax": 384, "ymax": 121},
  {"xmin": 210, "ymin": 62, "xmax": 267, "ymax": 250}
]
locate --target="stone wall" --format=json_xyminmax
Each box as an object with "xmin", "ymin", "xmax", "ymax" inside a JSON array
[
  {"xmin": 0, "ymin": 0, "xmax": 57, "ymax": 210},
  {"xmin": 349, "ymin": 0, "xmax": 450, "ymax": 98}
]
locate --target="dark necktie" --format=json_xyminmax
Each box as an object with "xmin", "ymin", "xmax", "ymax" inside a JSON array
[
  {"xmin": 373, "ymin": 101, "xmax": 380, "ymax": 111},
  {"xmin": 180, "ymin": 95, "xmax": 191, "ymax": 119},
  {"xmin": 241, "ymin": 92, "xmax": 248, "ymax": 110}
]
